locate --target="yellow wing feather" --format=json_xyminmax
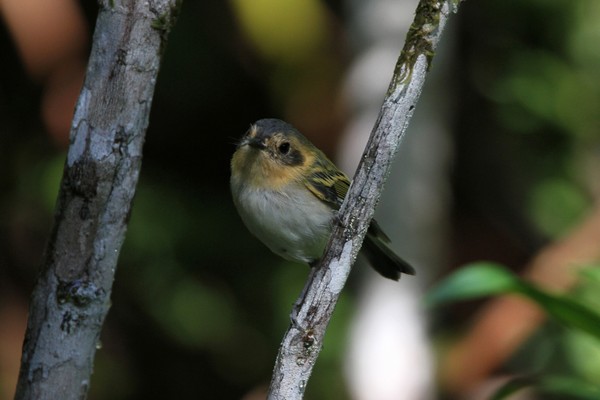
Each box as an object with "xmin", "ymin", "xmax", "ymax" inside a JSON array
[{"xmin": 304, "ymin": 156, "xmax": 350, "ymax": 209}]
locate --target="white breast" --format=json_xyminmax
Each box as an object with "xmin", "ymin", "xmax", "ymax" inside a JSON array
[{"xmin": 231, "ymin": 179, "xmax": 333, "ymax": 264}]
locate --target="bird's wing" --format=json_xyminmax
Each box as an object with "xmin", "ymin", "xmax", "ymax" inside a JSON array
[{"xmin": 304, "ymin": 160, "xmax": 350, "ymax": 209}]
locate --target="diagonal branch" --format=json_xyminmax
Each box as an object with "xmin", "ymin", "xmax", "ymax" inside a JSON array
[
  {"xmin": 14, "ymin": 1, "xmax": 180, "ymax": 399},
  {"xmin": 267, "ymin": 1, "xmax": 462, "ymax": 398}
]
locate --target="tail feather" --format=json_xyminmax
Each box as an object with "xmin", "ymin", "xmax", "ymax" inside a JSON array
[{"xmin": 362, "ymin": 224, "xmax": 416, "ymax": 281}]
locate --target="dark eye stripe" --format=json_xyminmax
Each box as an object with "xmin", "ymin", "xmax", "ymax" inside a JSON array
[{"xmin": 281, "ymin": 148, "xmax": 304, "ymax": 166}]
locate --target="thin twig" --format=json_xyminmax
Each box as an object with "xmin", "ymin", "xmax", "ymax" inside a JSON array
[{"xmin": 267, "ymin": 1, "xmax": 462, "ymax": 398}]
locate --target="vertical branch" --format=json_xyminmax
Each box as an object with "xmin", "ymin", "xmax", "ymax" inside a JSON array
[
  {"xmin": 14, "ymin": 1, "xmax": 180, "ymax": 399},
  {"xmin": 267, "ymin": 1, "xmax": 462, "ymax": 399}
]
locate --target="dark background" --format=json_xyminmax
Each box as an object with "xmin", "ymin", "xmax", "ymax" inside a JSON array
[{"xmin": 1, "ymin": 0, "xmax": 598, "ymax": 398}]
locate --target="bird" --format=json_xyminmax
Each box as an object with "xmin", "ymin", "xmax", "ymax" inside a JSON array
[{"xmin": 230, "ymin": 118, "xmax": 415, "ymax": 280}]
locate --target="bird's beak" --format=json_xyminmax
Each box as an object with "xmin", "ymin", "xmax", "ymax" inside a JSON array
[{"xmin": 242, "ymin": 136, "xmax": 266, "ymax": 150}]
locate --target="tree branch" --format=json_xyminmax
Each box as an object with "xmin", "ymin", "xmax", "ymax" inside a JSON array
[
  {"xmin": 267, "ymin": 1, "xmax": 461, "ymax": 398},
  {"xmin": 14, "ymin": 1, "xmax": 179, "ymax": 399}
]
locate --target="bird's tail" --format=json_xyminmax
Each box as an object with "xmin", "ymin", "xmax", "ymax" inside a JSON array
[{"xmin": 362, "ymin": 222, "xmax": 416, "ymax": 281}]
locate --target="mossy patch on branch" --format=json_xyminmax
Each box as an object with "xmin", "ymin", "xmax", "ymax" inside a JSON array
[{"xmin": 390, "ymin": 0, "xmax": 443, "ymax": 90}]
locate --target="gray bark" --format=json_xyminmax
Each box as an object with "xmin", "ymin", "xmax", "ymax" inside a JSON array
[
  {"xmin": 14, "ymin": 1, "xmax": 179, "ymax": 399},
  {"xmin": 267, "ymin": 1, "xmax": 462, "ymax": 399}
]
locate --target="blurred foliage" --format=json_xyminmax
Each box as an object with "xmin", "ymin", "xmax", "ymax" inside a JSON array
[
  {"xmin": 428, "ymin": 262, "xmax": 600, "ymax": 339},
  {"xmin": 460, "ymin": 0, "xmax": 599, "ymax": 240},
  {"xmin": 491, "ymin": 375, "xmax": 600, "ymax": 400},
  {"xmin": 232, "ymin": 0, "xmax": 328, "ymax": 64},
  {"xmin": 429, "ymin": 263, "xmax": 600, "ymax": 398},
  {"xmin": 1, "ymin": 0, "xmax": 599, "ymax": 399},
  {"xmin": 530, "ymin": 177, "xmax": 589, "ymax": 236}
]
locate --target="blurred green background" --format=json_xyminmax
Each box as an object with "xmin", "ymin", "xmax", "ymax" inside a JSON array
[{"xmin": 1, "ymin": 0, "xmax": 599, "ymax": 399}]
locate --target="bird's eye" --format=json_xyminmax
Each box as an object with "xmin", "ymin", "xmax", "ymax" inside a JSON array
[{"xmin": 278, "ymin": 142, "xmax": 290, "ymax": 155}]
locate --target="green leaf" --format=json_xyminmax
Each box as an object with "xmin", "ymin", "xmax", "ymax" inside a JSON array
[
  {"xmin": 579, "ymin": 265, "xmax": 600, "ymax": 284},
  {"xmin": 427, "ymin": 262, "xmax": 600, "ymax": 340},
  {"xmin": 425, "ymin": 262, "xmax": 521, "ymax": 307},
  {"xmin": 518, "ymin": 285, "xmax": 600, "ymax": 340},
  {"xmin": 539, "ymin": 375, "xmax": 600, "ymax": 399},
  {"xmin": 565, "ymin": 330, "xmax": 600, "ymax": 386}
]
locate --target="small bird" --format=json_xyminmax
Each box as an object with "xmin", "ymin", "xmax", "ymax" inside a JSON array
[{"xmin": 230, "ymin": 118, "xmax": 415, "ymax": 280}]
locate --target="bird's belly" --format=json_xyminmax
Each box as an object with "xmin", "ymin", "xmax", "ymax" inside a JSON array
[{"xmin": 233, "ymin": 185, "xmax": 333, "ymax": 263}]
